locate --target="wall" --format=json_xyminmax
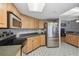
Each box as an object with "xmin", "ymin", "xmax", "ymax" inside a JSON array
[{"xmin": 63, "ymin": 21, "xmax": 79, "ymax": 32}]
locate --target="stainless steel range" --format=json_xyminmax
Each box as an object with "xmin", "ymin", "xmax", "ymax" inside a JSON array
[
  {"xmin": 0, "ymin": 30, "xmax": 24, "ymax": 56},
  {"xmin": 0, "ymin": 30, "xmax": 26, "ymax": 46}
]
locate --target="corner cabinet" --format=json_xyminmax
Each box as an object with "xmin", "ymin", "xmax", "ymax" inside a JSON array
[{"xmin": 22, "ymin": 35, "xmax": 46, "ymax": 54}]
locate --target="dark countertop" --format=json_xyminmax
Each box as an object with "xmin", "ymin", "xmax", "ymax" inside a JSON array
[
  {"xmin": 16, "ymin": 33, "xmax": 45, "ymax": 39},
  {"xmin": 66, "ymin": 32, "xmax": 79, "ymax": 36},
  {"xmin": 0, "ymin": 33, "xmax": 45, "ymax": 46}
]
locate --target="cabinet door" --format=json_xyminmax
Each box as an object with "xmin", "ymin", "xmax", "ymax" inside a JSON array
[
  {"xmin": 78, "ymin": 39, "xmax": 79, "ymax": 47},
  {"xmin": 39, "ymin": 21, "xmax": 45, "ymax": 29},
  {"xmin": 0, "ymin": 23, "xmax": 5, "ymax": 28},
  {"xmin": 32, "ymin": 37, "xmax": 38, "ymax": 49},
  {"xmin": 40, "ymin": 35, "xmax": 46, "ymax": 45},
  {"xmin": 22, "ymin": 16, "xmax": 35, "ymax": 28},
  {"xmin": 22, "ymin": 38, "xmax": 32, "ymax": 53},
  {"xmin": 34, "ymin": 20, "xmax": 39, "ymax": 28},
  {"xmin": 65, "ymin": 34, "xmax": 71, "ymax": 43},
  {"xmin": 37, "ymin": 36, "xmax": 41, "ymax": 46},
  {"xmin": 32, "ymin": 36, "xmax": 40, "ymax": 49},
  {"xmin": 70, "ymin": 35, "xmax": 75, "ymax": 45},
  {"xmin": 0, "ymin": 4, "xmax": 7, "ymax": 28},
  {"xmin": 72, "ymin": 35, "xmax": 78, "ymax": 46},
  {"xmin": 30, "ymin": 19, "xmax": 35, "ymax": 28}
]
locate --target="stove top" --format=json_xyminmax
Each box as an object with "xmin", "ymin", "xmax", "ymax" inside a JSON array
[
  {"xmin": 0, "ymin": 31, "xmax": 26, "ymax": 46},
  {"xmin": 0, "ymin": 31, "xmax": 14, "ymax": 41}
]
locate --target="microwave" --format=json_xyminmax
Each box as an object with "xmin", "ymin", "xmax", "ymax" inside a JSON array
[{"xmin": 7, "ymin": 11, "xmax": 22, "ymax": 28}]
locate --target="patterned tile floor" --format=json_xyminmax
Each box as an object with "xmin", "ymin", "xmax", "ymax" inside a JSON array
[{"xmin": 23, "ymin": 43, "xmax": 79, "ymax": 56}]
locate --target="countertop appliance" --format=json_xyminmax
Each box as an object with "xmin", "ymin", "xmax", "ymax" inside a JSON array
[
  {"xmin": 47, "ymin": 22, "xmax": 59, "ymax": 47},
  {"xmin": 7, "ymin": 11, "xmax": 22, "ymax": 28}
]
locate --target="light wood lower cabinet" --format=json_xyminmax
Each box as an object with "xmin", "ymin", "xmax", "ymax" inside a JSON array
[
  {"xmin": 32, "ymin": 36, "xmax": 40, "ymax": 50},
  {"xmin": 22, "ymin": 38, "xmax": 33, "ymax": 53},
  {"xmin": 65, "ymin": 34, "xmax": 71, "ymax": 43},
  {"xmin": 40, "ymin": 35, "xmax": 46, "ymax": 45},
  {"xmin": 22, "ymin": 35, "xmax": 46, "ymax": 54},
  {"xmin": 65, "ymin": 34, "xmax": 79, "ymax": 47}
]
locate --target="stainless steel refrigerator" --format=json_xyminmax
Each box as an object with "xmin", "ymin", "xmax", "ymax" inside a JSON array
[{"xmin": 47, "ymin": 22, "xmax": 59, "ymax": 48}]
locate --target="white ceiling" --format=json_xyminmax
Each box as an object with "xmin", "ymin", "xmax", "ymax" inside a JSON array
[
  {"xmin": 61, "ymin": 7, "xmax": 79, "ymax": 16},
  {"xmin": 14, "ymin": 3, "xmax": 79, "ymax": 19}
]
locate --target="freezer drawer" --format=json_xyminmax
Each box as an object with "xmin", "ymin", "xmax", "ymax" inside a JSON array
[{"xmin": 47, "ymin": 38, "xmax": 59, "ymax": 48}]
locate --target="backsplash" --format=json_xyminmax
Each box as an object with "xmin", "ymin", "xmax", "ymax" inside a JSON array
[{"xmin": 0, "ymin": 29, "xmax": 45, "ymax": 35}]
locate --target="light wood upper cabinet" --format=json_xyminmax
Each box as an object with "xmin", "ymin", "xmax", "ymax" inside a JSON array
[
  {"xmin": 0, "ymin": 4, "xmax": 7, "ymax": 28},
  {"xmin": 34, "ymin": 19, "xmax": 39, "ymax": 28},
  {"xmin": 21, "ymin": 16, "xmax": 30, "ymax": 28},
  {"xmin": 22, "ymin": 18, "xmax": 45, "ymax": 29},
  {"xmin": 21, "ymin": 16, "xmax": 35, "ymax": 29},
  {"xmin": 30, "ymin": 19, "xmax": 35, "ymax": 28},
  {"xmin": 39, "ymin": 20, "xmax": 45, "ymax": 29},
  {"xmin": 0, "ymin": 4, "xmax": 22, "ymax": 28},
  {"xmin": 0, "ymin": 3, "xmax": 45, "ymax": 29}
]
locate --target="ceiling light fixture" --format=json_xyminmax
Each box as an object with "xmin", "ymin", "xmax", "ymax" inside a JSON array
[{"xmin": 27, "ymin": 3, "xmax": 45, "ymax": 12}]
